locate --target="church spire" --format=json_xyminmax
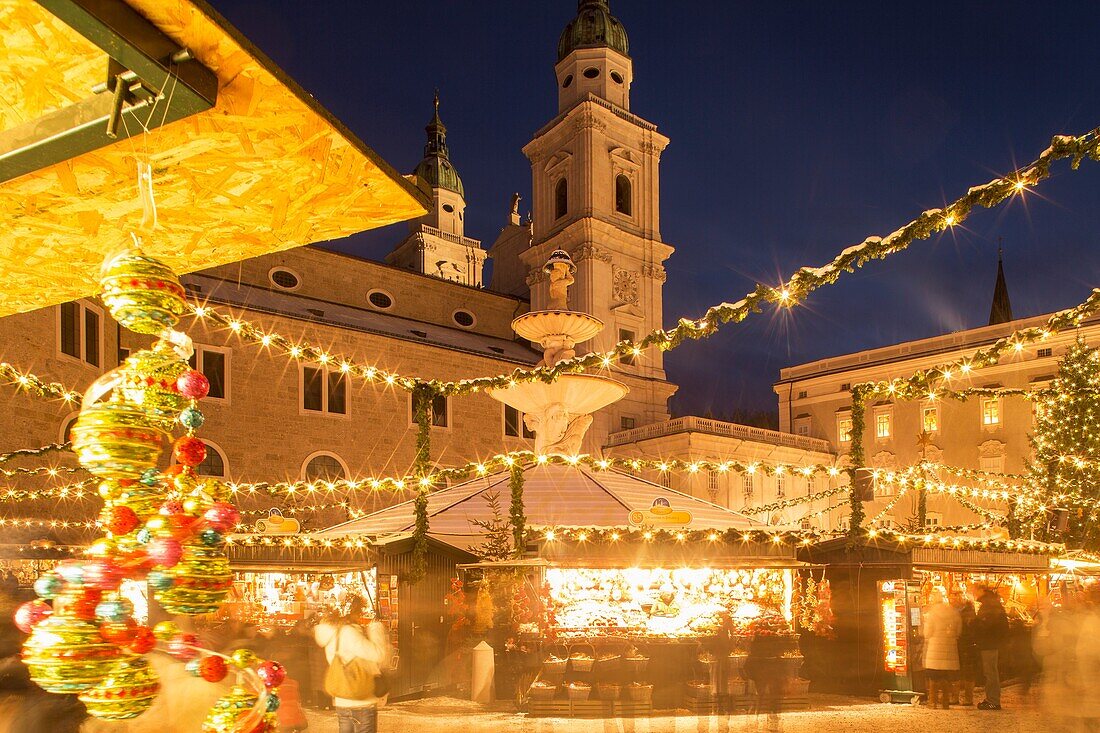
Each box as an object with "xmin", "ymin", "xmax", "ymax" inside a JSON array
[
  {"xmin": 988, "ymin": 240, "xmax": 1013, "ymax": 325},
  {"xmin": 413, "ymin": 91, "xmax": 463, "ymax": 196}
]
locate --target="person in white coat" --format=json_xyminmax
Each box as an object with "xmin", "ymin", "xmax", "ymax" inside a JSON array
[
  {"xmin": 922, "ymin": 589, "xmax": 962, "ymax": 709},
  {"xmin": 314, "ymin": 596, "xmax": 392, "ymax": 733}
]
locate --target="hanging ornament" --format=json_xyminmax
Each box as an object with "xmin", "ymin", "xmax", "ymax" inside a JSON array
[
  {"xmin": 79, "ymin": 654, "xmax": 160, "ymax": 721},
  {"xmin": 100, "ymin": 251, "xmax": 187, "ymax": 335},
  {"xmin": 180, "ymin": 406, "xmax": 205, "ymax": 430},
  {"xmin": 147, "ymin": 570, "xmax": 175, "ymax": 591},
  {"xmin": 255, "ymin": 660, "xmax": 286, "ymax": 690},
  {"xmin": 204, "ymin": 502, "xmax": 241, "ymax": 533},
  {"xmin": 155, "ymin": 542, "xmax": 232, "ymax": 615},
  {"xmin": 94, "ymin": 598, "xmax": 133, "ymax": 624},
  {"xmin": 230, "ymin": 649, "xmax": 258, "ymax": 669},
  {"xmin": 199, "ymin": 655, "xmax": 229, "ymax": 683},
  {"xmin": 14, "ymin": 600, "xmax": 52, "ymax": 633},
  {"xmin": 167, "ymin": 632, "xmax": 200, "ymax": 661},
  {"xmin": 118, "ymin": 342, "xmax": 190, "ymax": 429},
  {"xmin": 100, "ymin": 620, "xmax": 138, "ymax": 646},
  {"xmin": 129, "ymin": 625, "xmax": 156, "ymax": 654},
  {"xmin": 152, "ymin": 620, "xmax": 181, "ymax": 641},
  {"xmin": 201, "ymin": 685, "xmax": 277, "ymax": 733},
  {"xmin": 173, "ymin": 435, "xmax": 207, "ymax": 467},
  {"xmin": 23, "ymin": 613, "xmax": 121, "ymax": 693},
  {"xmin": 70, "ymin": 399, "xmax": 166, "ymax": 479},
  {"xmin": 33, "ymin": 574, "xmax": 63, "ymax": 600},
  {"xmin": 148, "ymin": 537, "xmax": 183, "ymax": 568},
  {"xmin": 101, "ymin": 478, "xmax": 167, "ymax": 520},
  {"xmin": 103, "ymin": 504, "xmax": 141, "ymax": 536},
  {"xmin": 177, "ymin": 369, "xmax": 210, "ymax": 400}
]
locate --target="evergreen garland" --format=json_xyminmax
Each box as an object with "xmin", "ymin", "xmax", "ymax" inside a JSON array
[
  {"xmin": 410, "ymin": 387, "xmax": 432, "ymax": 583},
  {"xmin": 508, "ymin": 464, "xmax": 526, "ymax": 558},
  {"xmin": 847, "ymin": 392, "xmax": 867, "ymax": 536},
  {"xmin": 1027, "ymin": 340, "xmax": 1100, "ymax": 549}
]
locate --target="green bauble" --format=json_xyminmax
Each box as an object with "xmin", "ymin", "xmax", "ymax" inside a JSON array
[
  {"xmin": 79, "ymin": 655, "xmax": 160, "ymax": 720},
  {"xmin": 201, "ymin": 685, "xmax": 277, "ymax": 733},
  {"xmin": 71, "ymin": 399, "xmax": 165, "ymax": 479},
  {"xmin": 23, "ymin": 613, "xmax": 121, "ymax": 694},
  {"xmin": 155, "ymin": 543, "xmax": 233, "ymax": 615},
  {"xmin": 119, "ymin": 342, "xmax": 190, "ymax": 429},
  {"xmin": 100, "ymin": 252, "xmax": 187, "ymax": 335}
]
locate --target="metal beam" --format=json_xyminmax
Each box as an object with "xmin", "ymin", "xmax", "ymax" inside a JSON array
[{"xmin": 0, "ymin": 0, "xmax": 218, "ymax": 182}]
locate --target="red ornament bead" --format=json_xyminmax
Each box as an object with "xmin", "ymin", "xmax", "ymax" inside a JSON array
[
  {"xmin": 203, "ymin": 502, "xmax": 241, "ymax": 533},
  {"xmin": 199, "ymin": 655, "xmax": 229, "ymax": 682},
  {"xmin": 82, "ymin": 559, "xmax": 125, "ymax": 591},
  {"xmin": 177, "ymin": 370, "xmax": 210, "ymax": 400},
  {"xmin": 68, "ymin": 594, "xmax": 99, "ymax": 621},
  {"xmin": 168, "ymin": 633, "xmax": 201, "ymax": 661},
  {"xmin": 100, "ymin": 620, "xmax": 137, "ymax": 645},
  {"xmin": 14, "ymin": 600, "xmax": 51, "ymax": 633},
  {"xmin": 256, "ymin": 659, "xmax": 287, "ymax": 689},
  {"xmin": 130, "ymin": 625, "xmax": 156, "ymax": 654},
  {"xmin": 173, "ymin": 436, "xmax": 207, "ymax": 467},
  {"xmin": 105, "ymin": 505, "xmax": 140, "ymax": 535},
  {"xmin": 148, "ymin": 537, "xmax": 183, "ymax": 567}
]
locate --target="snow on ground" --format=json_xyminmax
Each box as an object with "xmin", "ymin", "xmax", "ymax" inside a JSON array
[{"xmin": 302, "ymin": 686, "xmax": 1066, "ymax": 733}]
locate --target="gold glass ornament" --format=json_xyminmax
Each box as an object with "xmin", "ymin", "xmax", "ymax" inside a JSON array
[
  {"xmin": 155, "ymin": 543, "xmax": 233, "ymax": 615},
  {"xmin": 71, "ymin": 399, "xmax": 165, "ymax": 479},
  {"xmin": 119, "ymin": 342, "xmax": 190, "ymax": 428},
  {"xmin": 79, "ymin": 654, "xmax": 160, "ymax": 720},
  {"xmin": 201, "ymin": 685, "xmax": 277, "ymax": 733},
  {"xmin": 100, "ymin": 252, "xmax": 187, "ymax": 335},
  {"xmin": 23, "ymin": 612, "xmax": 121, "ymax": 693}
]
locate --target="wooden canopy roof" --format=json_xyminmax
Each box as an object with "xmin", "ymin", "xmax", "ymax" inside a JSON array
[{"xmin": 0, "ymin": 0, "xmax": 427, "ymax": 316}]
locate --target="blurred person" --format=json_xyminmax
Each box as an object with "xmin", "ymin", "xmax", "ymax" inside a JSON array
[
  {"xmin": 744, "ymin": 627, "xmax": 785, "ymax": 732},
  {"xmin": 921, "ymin": 589, "xmax": 961, "ymax": 709},
  {"xmin": 950, "ymin": 591, "xmax": 977, "ymax": 706},
  {"xmin": 974, "ymin": 588, "xmax": 1009, "ymax": 710},
  {"xmin": 315, "ymin": 597, "xmax": 391, "ymax": 733},
  {"xmin": 1075, "ymin": 588, "xmax": 1100, "ymax": 727}
]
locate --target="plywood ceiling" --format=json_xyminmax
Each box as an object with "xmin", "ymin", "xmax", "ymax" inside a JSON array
[{"xmin": 0, "ymin": 0, "xmax": 426, "ymax": 316}]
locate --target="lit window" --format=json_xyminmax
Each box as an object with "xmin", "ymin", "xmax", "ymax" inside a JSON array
[
  {"xmin": 196, "ymin": 443, "xmax": 226, "ymax": 477},
  {"xmin": 302, "ymin": 365, "xmax": 347, "ymax": 415},
  {"xmin": 304, "ymin": 454, "xmax": 346, "ymax": 481},
  {"xmin": 922, "ymin": 406, "xmax": 939, "ymax": 433},
  {"xmin": 798, "ymin": 390, "xmax": 808, "ymax": 399},
  {"xmin": 875, "ymin": 412, "xmax": 892, "ymax": 439},
  {"xmin": 742, "ymin": 473, "xmax": 755, "ymax": 498},
  {"xmin": 797, "ymin": 424, "xmax": 810, "ymax": 436},
  {"xmin": 620, "ymin": 416, "xmax": 636, "ymax": 431},
  {"xmin": 837, "ymin": 416, "xmax": 853, "ymax": 443},
  {"xmin": 982, "ymin": 398, "xmax": 1001, "ymax": 427},
  {"xmin": 659, "ymin": 473, "xmax": 670, "ymax": 488},
  {"xmin": 412, "ymin": 394, "xmax": 448, "ymax": 428},
  {"xmin": 708, "ymin": 471, "xmax": 719, "ymax": 493},
  {"xmin": 1037, "ymin": 347, "xmax": 1052, "ymax": 358},
  {"xmin": 925, "ymin": 513, "xmax": 942, "ymax": 528},
  {"xmin": 504, "ymin": 405, "xmax": 535, "ymax": 439},
  {"xmin": 58, "ymin": 301, "xmax": 102, "ymax": 367},
  {"xmin": 188, "ymin": 346, "xmax": 229, "ymax": 401},
  {"xmin": 776, "ymin": 473, "xmax": 785, "ymax": 498}
]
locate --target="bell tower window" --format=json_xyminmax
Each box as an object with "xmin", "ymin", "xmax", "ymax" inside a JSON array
[
  {"xmin": 555, "ymin": 177, "xmax": 568, "ymax": 220},
  {"xmin": 615, "ymin": 174, "xmax": 632, "ymax": 216}
]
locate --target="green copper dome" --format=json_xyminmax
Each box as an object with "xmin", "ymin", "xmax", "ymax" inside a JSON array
[
  {"xmin": 413, "ymin": 94, "xmax": 464, "ymax": 197},
  {"xmin": 557, "ymin": 0, "xmax": 629, "ymax": 62}
]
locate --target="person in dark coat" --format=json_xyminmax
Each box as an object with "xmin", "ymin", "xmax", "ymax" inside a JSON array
[
  {"xmin": 951, "ymin": 592, "xmax": 978, "ymax": 706},
  {"xmin": 744, "ymin": 632, "xmax": 786, "ymax": 732},
  {"xmin": 973, "ymin": 588, "xmax": 1009, "ymax": 710}
]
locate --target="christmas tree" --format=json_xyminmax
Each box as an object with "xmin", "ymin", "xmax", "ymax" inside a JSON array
[
  {"xmin": 471, "ymin": 490, "xmax": 513, "ymax": 560},
  {"xmin": 1028, "ymin": 340, "xmax": 1100, "ymax": 549}
]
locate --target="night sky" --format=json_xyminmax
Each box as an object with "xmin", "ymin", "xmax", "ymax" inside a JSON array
[{"xmin": 210, "ymin": 0, "xmax": 1100, "ymax": 417}]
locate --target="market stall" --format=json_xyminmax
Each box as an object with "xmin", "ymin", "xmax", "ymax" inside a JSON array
[
  {"xmin": 799, "ymin": 534, "xmax": 1058, "ymax": 701},
  {"xmin": 1049, "ymin": 551, "xmax": 1100, "ymax": 606}
]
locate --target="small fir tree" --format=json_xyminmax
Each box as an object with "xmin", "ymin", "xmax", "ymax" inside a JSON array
[
  {"xmin": 1028, "ymin": 340, "xmax": 1100, "ymax": 549},
  {"xmin": 471, "ymin": 490, "xmax": 513, "ymax": 560}
]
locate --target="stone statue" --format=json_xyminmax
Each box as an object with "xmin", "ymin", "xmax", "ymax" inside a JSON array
[
  {"xmin": 509, "ymin": 192, "xmax": 521, "ymax": 225},
  {"xmin": 523, "ymin": 403, "xmax": 593, "ymax": 456},
  {"xmin": 545, "ymin": 249, "xmax": 575, "ymax": 311}
]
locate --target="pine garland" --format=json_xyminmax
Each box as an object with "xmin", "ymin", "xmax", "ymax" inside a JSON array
[
  {"xmin": 409, "ymin": 387, "xmax": 432, "ymax": 583},
  {"xmin": 508, "ymin": 463, "xmax": 526, "ymax": 558},
  {"xmin": 848, "ymin": 394, "xmax": 867, "ymax": 536}
]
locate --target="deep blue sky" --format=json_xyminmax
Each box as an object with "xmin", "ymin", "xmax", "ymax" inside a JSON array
[{"xmin": 211, "ymin": 1, "xmax": 1100, "ymax": 415}]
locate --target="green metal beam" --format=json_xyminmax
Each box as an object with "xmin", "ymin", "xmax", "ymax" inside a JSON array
[{"xmin": 0, "ymin": 0, "xmax": 218, "ymax": 183}]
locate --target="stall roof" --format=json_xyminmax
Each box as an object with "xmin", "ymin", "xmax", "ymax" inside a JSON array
[
  {"xmin": 320, "ymin": 464, "xmax": 767, "ymax": 552},
  {"xmin": 0, "ymin": 0, "xmax": 426, "ymax": 316},
  {"xmin": 801, "ymin": 534, "xmax": 1061, "ymax": 573}
]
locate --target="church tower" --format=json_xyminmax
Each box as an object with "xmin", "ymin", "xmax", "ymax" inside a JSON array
[
  {"xmin": 516, "ymin": 0, "xmax": 677, "ymax": 440},
  {"xmin": 387, "ymin": 94, "xmax": 488, "ymax": 286}
]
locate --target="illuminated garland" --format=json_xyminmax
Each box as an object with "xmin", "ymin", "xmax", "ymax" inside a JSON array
[
  {"xmin": 187, "ymin": 130, "xmax": 1100, "ymax": 400},
  {"xmin": 508, "ymin": 464, "xmax": 525, "ymax": 558},
  {"xmin": 0, "ymin": 517, "xmax": 99, "ymax": 530},
  {"xmin": 0, "ymin": 363, "xmax": 81, "ymax": 403},
  {"xmin": 863, "ymin": 528, "xmax": 1061, "ymax": 554},
  {"xmin": 739, "ymin": 484, "xmax": 849, "ymax": 515},
  {"xmin": 226, "ymin": 533, "xmax": 372, "ymax": 549},
  {"xmin": 924, "ymin": 462, "xmax": 1028, "ymax": 482},
  {"xmin": 0, "ymin": 480, "xmax": 97, "ymax": 502},
  {"xmin": 868, "ymin": 486, "xmax": 910, "ymax": 527},
  {"xmin": 537, "ymin": 525, "xmax": 828, "ymax": 546},
  {"xmin": 0, "ymin": 443, "xmax": 71, "ymax": 465},
  {"xmin": 0, "ymin": 465, "xmax": 85, "ymax": 478},
  {"xmin": 409, "ymin": 389, "xmax": 432, "ymax": 583}
]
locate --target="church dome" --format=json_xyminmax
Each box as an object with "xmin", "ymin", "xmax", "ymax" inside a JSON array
[{"xmin": 557, "ymin": 0, "xmax": 630, "ymax": 62}]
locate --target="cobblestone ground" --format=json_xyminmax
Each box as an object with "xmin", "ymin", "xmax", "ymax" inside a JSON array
[{"xmin": 301, "ymin": 686, "xmax": 1076, "ymax": 733}]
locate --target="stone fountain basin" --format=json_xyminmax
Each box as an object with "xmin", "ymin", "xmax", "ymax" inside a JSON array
[
  {"xmin": 512, "ymin": 310, "xmax": 604, "ymax": 345},
  {"xmin": 488, "ymin": 373, "xmax": 628, "ymax": 415}
]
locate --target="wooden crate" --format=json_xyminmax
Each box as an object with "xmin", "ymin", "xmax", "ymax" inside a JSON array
[
  {"xmin": 528, "ymin": 699, "xmax": 654, "ymax": 718},
  {"xmin": 721, "ymin": 695, "xmax": 810, "ymax": 714}
]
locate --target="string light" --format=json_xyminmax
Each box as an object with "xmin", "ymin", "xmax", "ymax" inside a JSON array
[{"xmin": 0, "ymin": 364, "xmax": 81, "ymax": 403}]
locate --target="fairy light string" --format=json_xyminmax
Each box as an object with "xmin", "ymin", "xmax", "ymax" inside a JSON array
[{"xmin": 0, "ymin": 364, "xmax": 82, "ymax": 404}]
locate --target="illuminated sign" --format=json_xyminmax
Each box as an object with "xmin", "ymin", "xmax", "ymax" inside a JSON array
[{"xmin": 628, "ymin": 497, "xmax": 693, "ymax": 528}]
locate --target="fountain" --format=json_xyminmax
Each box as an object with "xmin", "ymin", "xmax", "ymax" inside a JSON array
[{"xmin": 489, "ymin": 250, "xmax": 628, "ymax": 456}]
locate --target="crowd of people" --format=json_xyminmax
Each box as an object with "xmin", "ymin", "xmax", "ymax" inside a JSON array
[{"xmin": 921, "ymin": 583, "xmax": 1100, "ymax": 721}]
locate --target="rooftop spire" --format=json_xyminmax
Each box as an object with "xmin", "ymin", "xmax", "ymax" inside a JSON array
[
  {"xmin": 423, "ymin": 89, "xmax": 448, "ymax": 159},
  {"xmin": 988, "ymin": 239, "xmax": 1013, "ymax": 325},
  {"xmin": 413, "ymin": 91, "xmax": 463, "ymax": 196}
]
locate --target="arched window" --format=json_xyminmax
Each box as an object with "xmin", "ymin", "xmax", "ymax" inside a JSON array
[
  {"xmin": 59, "ymin": 412, "xmax": 79, "ymax": 444},
  {"xmin": 196, "ymin": 442, "xmax": 227, "ymax": 477},
  {"xmin": 303, "ymin": 453, "xmax": 348, "ymax": 481},
  {"xmin": 555, "ymin": 178, "xmax": 568, "ymax": 220},
  {"xmin": 615, "ymin": 174, "xmax": 632, "ymax": 216}
]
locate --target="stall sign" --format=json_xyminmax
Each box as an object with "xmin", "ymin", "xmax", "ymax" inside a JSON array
[
  {"xmin": 628, "ymin": 497, "xmax": 693, "ymax": 528},
  {"xmin": 255, "ymin": 508, "xmax": 301, "ymax": 535}
]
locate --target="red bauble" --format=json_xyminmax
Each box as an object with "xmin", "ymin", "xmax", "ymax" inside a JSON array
[
  {"xmin": 177, "ymin": 370, "xmax": 210, "ymax": 400},
  {"xmin": 104, "ymin": 505, "xmax": 140, "ymax": 535},
  {"xmin": 14, "ymin": 600, "xmax": 51, "ymax": 633},
  {"xmin": 100, "ymin": 620, "xmax": 137, "ymax": 645},
  {"xmin": 168, "ymin": 632, "xmax": 200, "ymax": 661},
  {"xmin": 173, "ymin": 436, "xmax": 207, "ymax": 467},
  {"xmin": 148, "ymin": 537, "xmax": 183, "ymax": 567},
  {"xmin": 256, "ymin": 659, "xmax": 286, "ymax": 689},
  {"xmin": 68, "ymin": 593, "xmax": 100, "ymax": 621},
  {"xmin": 130, "ymin": 625, "xmax": 156, "ymax": 654},
  {"xmin": 199, "ymin": 655, "xmax": 229, "ymax": 683},
  {"xmin": 203, "ymin": 502, "xmax": 241, "ymax": 533},
  {"xmin": 82, "ymin": 559, "xmax": 124, "ymax": 591},
  {"xmin": 159, "ymin": 500, "xmax": 185, "ymax": 516}
]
